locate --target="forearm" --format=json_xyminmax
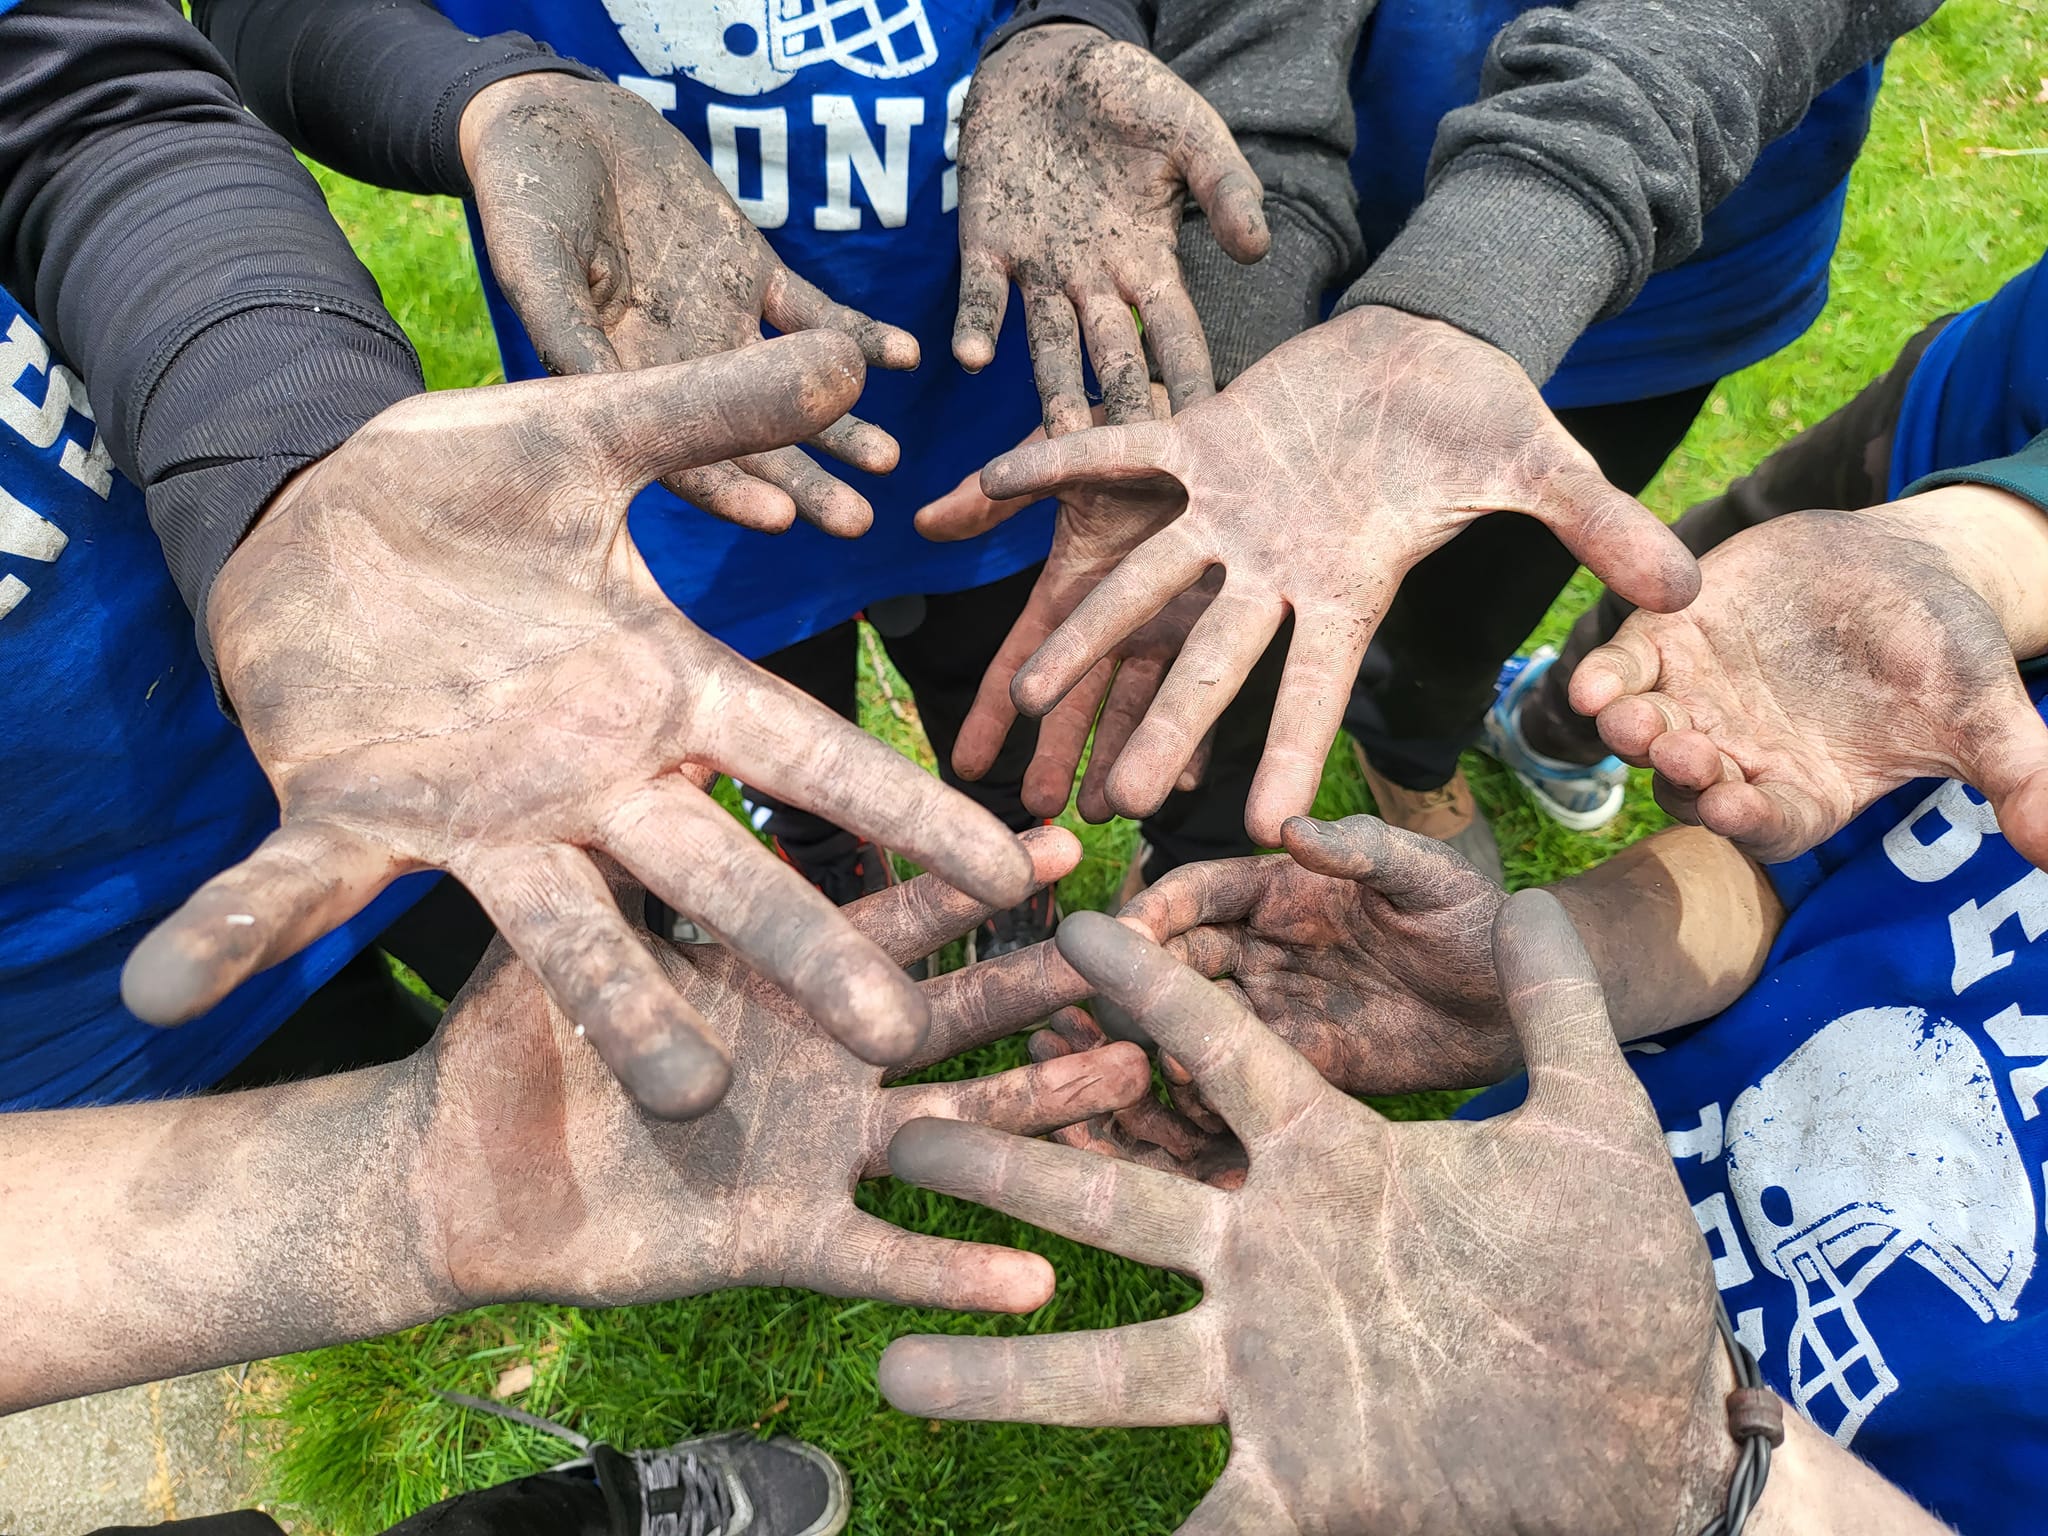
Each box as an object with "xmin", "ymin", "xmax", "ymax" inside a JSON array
[
  {"xmin": 0, "ymin": 1061, "xmax": 450, "ymax": 1413},
  {"xmin": 1154, "ymin": 0, "xmax": 1368, "ymax": 385},
  {"xmin": 1900, "ymin": 457, "xmax": 2048, "ymax": 660},
  {"xmin": 1746, "ymin": 1407, "xmax": 1954, "ymax": 1534},
  {"xmin": 1339, "ymin": 0, "xmax": 1936, "ymax": 383},
  {"xmin": 1549, "ymin": 824, "xmax": 1783, "ymax": 1040},
  {"xmin": 0, "ymin": 0, "xmax": 423, "ymax": 665},
  {"xmin": 191, "ymin": 0, "xmax": 601, "ymax": 198}
]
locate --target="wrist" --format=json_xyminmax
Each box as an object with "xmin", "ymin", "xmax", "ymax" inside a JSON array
[
  {"xmin": 1875, "ymin": 484, "xmax": 2048, "ymax": 660},
  {"xmin": 458, "ymin": 69, "xmax": 620, "ymax": 185}
]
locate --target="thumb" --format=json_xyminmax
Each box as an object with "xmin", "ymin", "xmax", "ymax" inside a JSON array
[
  {"xmin": 1537, "ymin": 466, "xmax": 1701, "ymax": 616},
  {"xmin": 493, "ymin": 232, "xmax": 626, "ymax": 378},
  {"xmin": 1175, "ymin": 102, "xmax": 1269, "ymax": 264},
  {"xmin": 554, "ymin": 332, "xmax": 866, "ymax": 493},
  {"xmin": 1279, "ymin": 814, "xmax": 1482, "ymax": 910},
  {"xmin": 1965, "ymin": 685, "xmax": 2048, "ymax": 873},
  {"xmin": 1492, "ymin": 889, "xmax": 1634, "ymax": 1123}
]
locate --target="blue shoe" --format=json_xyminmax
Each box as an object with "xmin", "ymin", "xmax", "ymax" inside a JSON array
[{"xmin": 1484, "ymin": 647, "xmax": 1627, "ymax": 832}]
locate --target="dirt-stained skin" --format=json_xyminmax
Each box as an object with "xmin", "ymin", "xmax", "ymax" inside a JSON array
[
  {"xmin": 954, "ymin": 24, "xmax": 1270, "ymax": 433},
  {"xmin": 415, "ymin": 827, "xmax": 1151, "ymax": 1313},
  {"xmin": 972, "ymin": 305, "xmax": 1705, "ymax": 846},
  {"xmin": 1574, "ymin": 493, "xmax": 2048, "ymax": 870},
  {"xmin": 460, "ymin": 73, "xmax": 920, "ymax": 536},
  {"xmin": 878, "ymin": 899, "xmax": 1735, "ymax": 1535},
  {"xmin": 122, "ymin": 336, "xmax": 1037, "ymax": 1122}
]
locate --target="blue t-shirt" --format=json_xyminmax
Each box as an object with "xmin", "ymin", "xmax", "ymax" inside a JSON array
[
  {"xmin": 1348, "ymin": 1, "xmax": 1882, "ymax": 409},
  {"xmin": 1889, "ymin": 249, "xmax": 2048, "ymax": 499},
  {"xmin": 0, "ymin": 291, "xmax": 429, "ymax": 1108},
  {"xmin": 434, "ymin": 0, "xmax": 1056, "ymax": 662}
]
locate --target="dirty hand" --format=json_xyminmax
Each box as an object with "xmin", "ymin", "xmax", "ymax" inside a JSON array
[
  {"xmin": 1574, "ymin": 488, "xmax": 2048, "ymax": 869},
  {"xmin": 124, "ymin": 336, "xmax": 1038, "ymax": 1120},
  {"xmin": 420, "ymin": 827, "xmax": 1152, "ymax": 1312},
  {"xmin": 983, "ymin": 306, "xmax": 1701, "ymax": 844},
  {"xmin": 461, "ymin": 71, "xmax": 918, "ymax": 535},
  {"xmin": 955, "ymin": 23, "xmax": 1268, "ymax": 433},
  {"xmin": 880, "ymin": 897, "xmax": 1733, "ymax": 1533},
  {"xmin": 918, "ymin": 399, "xmax": 1214, "ymax": 819},
  {"xmin": 1121, "ymin": 814, "xmax": 1516, "ymax": 1097}
]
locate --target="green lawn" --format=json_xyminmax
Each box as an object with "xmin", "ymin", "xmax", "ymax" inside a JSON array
[{"xmin": 272, "ymin": 7, "xmax": 2047, "ymax": 1528}]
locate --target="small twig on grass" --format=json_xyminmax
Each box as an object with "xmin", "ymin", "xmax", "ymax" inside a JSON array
[
  {"xmin": 859, "ymin": 622, "xmax": 920, "ymax": 730},
  {"xmin": 1920, "ymin": 116, "xmax": 1935, "ymax": 177},
  {"xmin": 1963, "ymin": 145, "xmax": 2048, "ymax": 157}
]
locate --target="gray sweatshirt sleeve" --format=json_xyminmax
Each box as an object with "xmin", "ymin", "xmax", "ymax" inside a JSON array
[
  {"xmin": 1153, "ymin": 0, "xmax": 1370, "ymax": 385},
  {"xmin": 1336, "ymin": 0, "xmax": 1940, "ymax": 385}
]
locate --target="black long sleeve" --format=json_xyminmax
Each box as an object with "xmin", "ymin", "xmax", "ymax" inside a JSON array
[
  {"xmin": 0, "ymin": 0, "xmax": 425, "ymax": 668},
  {"xmin": 191, "ymin": 0, "xmax": 603, "ymax": 198}
]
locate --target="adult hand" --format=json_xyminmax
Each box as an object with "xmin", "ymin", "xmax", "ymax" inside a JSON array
[
  {"xmin": 123, "ymin": 337, "xmax": 1038, "ymax": 1119},
  {"xmin": 461, "ymin": 72, "xmax": 918, "ymax": 536},
  {"xmin": 955, "ymin": 24, "xmax": 1269, "ymax": 433},
  {"xmin": 918, "ymin": 402, "xmax": 1215, "ymax": 819},
  {"xmin": 982, "ymin": 305, "xmax": 1702, "ymax": 844},
  {"xmin": 879, "ymin": 896, "xmax": 1733, "ymax": 1534},
  {"xmin": 1573, "ymin": 490, "xmax": 2048, "ymax": 869},
  {"xmin": 419, "ymin": 828, "xmax": 1152, "ymax": 1312},
  {"xmin": 1122, "ymin": 815, "xmax": 1515, "ymax": 1096}
]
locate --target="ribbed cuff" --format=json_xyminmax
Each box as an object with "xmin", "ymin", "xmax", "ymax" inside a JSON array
[
  {"xmin": 1908, "ymin": 432, "xmax": 2048, "ymax": 518},
  {"xmin": 137, "ymin": 302, "xmax": 425, "ymax": 689},
  {"xmin": 1179, "ymin": 199, "xmax": 1345, "ymax": 387},
  {"xmin": 425, "ymin": 47, "xmax": 604, "ymax": 197},
  {"xmin": 983, "ymin": 0, "xmax": 1154, "ymax": 58},
  {"xmin": 1335, "ymin": 154, "xmax": 1630, "ymax": 385}
]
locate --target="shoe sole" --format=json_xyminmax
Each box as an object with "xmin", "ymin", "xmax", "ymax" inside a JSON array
[{"xmin": 1512, "ymin": 771, "xmax": 1626, "ymax": 833}]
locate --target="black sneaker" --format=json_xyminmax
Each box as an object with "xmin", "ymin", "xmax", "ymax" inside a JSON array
[
  {"xmin": 436, "ymin": 1393, "xmax": 850, "ymax": 1536},
  {"xmin": 772, "ymin": 832, "xmax": 901, "ymax": 908},
  {"xmin": 965, "ymin": 884, "xmax": 1060, "ymax": 963}
]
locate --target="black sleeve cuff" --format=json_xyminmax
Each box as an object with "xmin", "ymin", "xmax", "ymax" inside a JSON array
[
  {"xmin": 983, "ymin": 0, "xmax": 1156, "ymax": 58},
  {"xmin": 1179, "ymin": 198, "xmax": 1347, "ymax": 387},
  {"xmin": 138, "ymin": 303, "xmax": 424, "ymax": 679}
]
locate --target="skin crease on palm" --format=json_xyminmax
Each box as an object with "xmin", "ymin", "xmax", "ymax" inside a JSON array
[
  {"xmin": 1573, "ymin": 490, "xmax": 2048, "ymax": 871},
  {"xmin": 974, "ymin": 304, "xmax": 1705, "ymax": 847},
  {"xmin": 953, "ymin": 24, "xmax": 1271, "ymax": 432},
  {"xmin": 120, "ymin": 336, "xmax": 1038, "ymax": 1121},
  {"xmin": 459, "ymin": 71, "xmax": 920, "ymax": 536},
  {"xmin": 420, "ymin": 827, "xmax": 1154, "ymax": 1314},
  {"xmin": 878, "ymin": 900, "xmax": 1736, "ymax": 1535}
]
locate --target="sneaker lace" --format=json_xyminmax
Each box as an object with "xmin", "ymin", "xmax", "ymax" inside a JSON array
[{"xmin": 633, "ymin": 1446, "xmax": 736, "ymax": 1536}]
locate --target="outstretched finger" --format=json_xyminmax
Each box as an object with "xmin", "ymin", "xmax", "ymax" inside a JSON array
[
  {"xmin": 663, "ymin": 460, "xmax": 801, "ymax": 534},
  {"xmin": 1567, "ymin": 625, "xmax": 1666, "ymax": 717},
  {"xmin": 1119, "ymin": 854, "xmax": 1283, "ymax": 942},
  {"xmin": 1535, "ymin": 467, "xmax": 1701, "ymax": 615},
  {"xmin": 1014, "ymin": 525, "xmax": 1211, "ymax": 717},
  {"xmin": 699, "ymin": 652, "xmax": 1037, "ymax": 910},
  {"xmin": 880, "ymin": 1313, "xmax": 1217, "ymax": 1426},
  {"xmin": 1281, "ymin": 814, "xmax": 1487, "ymax": 910},
  {"xmin": 954, "ymin": 598, "xmax": 1061, "ymax": 782},
  {"xmin": 812, "ymin": 1211, "xmax": 1053, "ymax": 1314},
  {"xmin": 954, "ymin": 244, "xmax": 1012, "ymax": 373},
  {"xmin": 980, "ymin": 419, "xmax": 1177, "ymax": 503},
  {"xmin": 1056, "ymin": 910, "xmax": 1340, "ymax": 1149},
  {"xmin": 731, "ymin": 445, "xmax": 875, "ymax": 538},
  {"xmin": 123, "ymin": 820, "xmax": 402, "ymax": 1025},
  {"xmin": 1109, "ymin": 588, "xmax": 1281, "ymax": 820},
  {"xmin": 1075, "ymin": 285, "xmax": 1153, "ymax": 426},
  {"xmin": 1244, "ymin": 610, "xmax": 1375, "ymax": 845},
  {"xmin": 915, "ymin": 442, "xmax": 1044, "ymax": 543},
  {"xmin": 1134, "ymin": 282, "xmax": 1216, "ymax": 415},
  {"xmin": 1492, "ymin": 888, "xmax": 1636, "ymax": 1124},
  {"xmin": 1021, "ymin": 659, "xmax": 1112, "ymax": 816},
  {"xmin": 847, "ymin": 824, "xmax": 1079, "ymax": 970},
  {"xmin": 1024, "ymin": 286, "xmax": 1093, "ymax": 437},
  {"xmin": 907, "ymin": 938, "xmax": 1094, "ymax": 1067},
  {"xmin": 871, "ymin": 1042, "xmax": 1153, "ymax": 1175},
  {"xmin": 764, "ymin": 268, "xmax": 921, "ymax": 371},
  {"xmin": 601, "ymin": 778, "xmax": 930, "ymax": 1066},
  {"xmin": 807, "ymin": 414, "xmax": 901, "ymax": 475},
  {"xmin": 465, "ymin": 843, "xmax": 731, "ymax": 1119},
  {"xmin": 889, "ymin": 1115, "xmax": 1221, "ymax": 1274},
  {"xmin": 1075, "ymin": 656, "xmax": 1168, "ymax": 823}
]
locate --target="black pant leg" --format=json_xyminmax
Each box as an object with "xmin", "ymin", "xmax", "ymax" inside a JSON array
[
  {"xmin": 1342, "ymin": 382, "xmax": 1716, "ymax": 789},
  {"xmin": 1520, "ymin": 315, "xmax": 1957, "ymax": 762},
  {"xmin": 884, "ymin": 566, "xmax": 1042, "ymax": 832}
]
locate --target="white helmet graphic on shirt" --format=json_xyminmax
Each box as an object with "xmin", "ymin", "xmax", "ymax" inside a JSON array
[
  {"xmin": 601, "ymin": 0, "xmax": 940, "ymax": 96},
  {"xmin": 1725, "ymin": 1006, "xmax": 2034, "ymax": 1446}
]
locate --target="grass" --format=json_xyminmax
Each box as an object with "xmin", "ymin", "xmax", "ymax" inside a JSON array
[{"xmin": 272, "ymin": 7, "xmax": 2048, "ymax": 1528}]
